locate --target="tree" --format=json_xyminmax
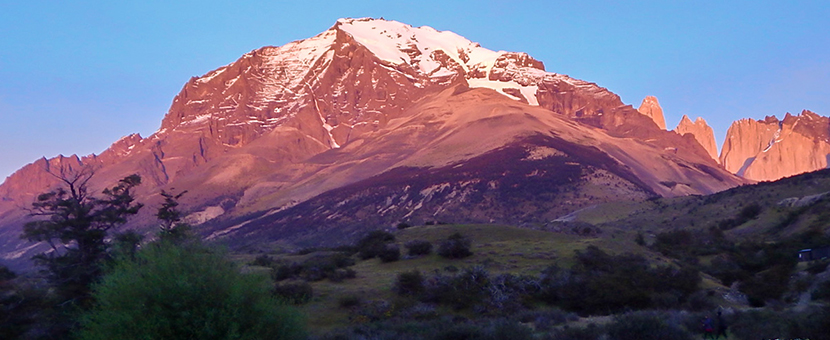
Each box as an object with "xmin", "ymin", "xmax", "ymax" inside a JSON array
[
  {"xmin": 156, "ymin": 190, "xmax": 192, "ymax": 243},
  {"xmin": 21, "ymin": 169, "xmax": 143, "ymax": 305},
  {"xmin": 78, "ymin": 242, "xmax": 307, "ymax": 340},
  {"xmin": 437, "ymin": 233, "xmax": 473, "ymax": 259}
]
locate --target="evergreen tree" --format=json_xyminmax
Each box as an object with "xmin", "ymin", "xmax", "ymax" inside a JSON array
[
  {"xmin": 21, "ymin": 170, "xmax": 143, "ymax": 305},
  {"xmin": 156, "ymin": 190, "xmax": 192, "ymax": 244}
]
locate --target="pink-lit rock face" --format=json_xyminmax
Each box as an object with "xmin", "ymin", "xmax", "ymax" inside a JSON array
[
  {"xmin": 675, "ymin": 115, "xmax": 719, "ymax": 163},
  {"xmin": 637, "ymin": 96, "xmax": 667, "ymax": 130},
  {"xmin": 0, "ymin": 18, "xmax": 746, "ymax": 268},
  {"xmin": 721, "ymin": 110, "xmax": 830, "ymax": 181}
]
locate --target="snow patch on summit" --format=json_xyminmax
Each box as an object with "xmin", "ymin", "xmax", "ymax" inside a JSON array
[{"xmin": 337, "ymin": 18, "xmax": 542, "ymax": 106}]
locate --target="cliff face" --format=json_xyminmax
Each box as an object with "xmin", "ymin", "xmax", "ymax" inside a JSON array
[
  {"xmin": 637, "ymin": 96, "xmax": 667, "ymax": 130},
  {"xmin": 674, "ymin": 115, "xmax": 718, "ymax": 162},
  {"xmin": 721, "ymin": 110, "xmax": 830, "ymax": 181},
  {"xmin": 0, "ymin": 18, "xmax": 745, "ymax": 270}
]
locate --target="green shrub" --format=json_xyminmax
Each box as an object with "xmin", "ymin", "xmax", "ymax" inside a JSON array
[
  {"xmin": 396, "ymin": 222, "xmax": 413, "ymax": 230},
  {"xmin": 250, "ymin": 254, "xmax": 274, "ymax": 267},
  {"xmin": 378, "ymin": 245, "xmax": 401, "ymax": 263},
  {"xmin": 728, "ymin": 307, "xmax": 830, "ymax": 340},
  {"xmin": 356, "ymin": 230, "xmax": 396, "ymax": 260},
  {"xmin": 0, "ymin": 265, "xmax": 15, "ymax": 281},
  {"xmin": 423, "ymin": 266, "xmax": 490, "ymax": 309},
  {"xmin": 606, "ymin": 311, "xmax": 694, "ymax": 340},
  {"xmin": 77, "ymin": 242, "xmax": 306, "ymax": 340},
  {"xmin": 405, "ymin": 239, "xmax": 433, "ymax": 256},
  {"xmin": 539, "ymin": 246, "xmax": 700, "ymax": 314},
  {"xmin": 272, "ymin": 252, "xmax": 356, "ymax": 282},
  {"xmin": 395, "ymin": 270, "xmax": 425, "ymax": 296},
  {"xmin": 551, "ymin": 324, "xmax": 604, "ymax": 340},
  {"xmin": 437, "ymin": 233, "xmax": 473, "ymax": 259},
  {"xmin": 274, "ymin": 281, "xmax": 313, "ymax": 305},
  {"xmin": 338, "ymin": 295, "xmax": 362, "ymax": 309},
  {"xmin": 814, "ymin": 280, "xmax": 830, "ymax": 302},
  {"xmin": 328, "ymin": 268, "xmax": 357, "ymax": 283}
]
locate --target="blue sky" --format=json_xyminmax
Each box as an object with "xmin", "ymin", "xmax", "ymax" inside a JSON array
[{"xmin": 1, "ymin": 1, "xmax": 828, "ymax": 180}]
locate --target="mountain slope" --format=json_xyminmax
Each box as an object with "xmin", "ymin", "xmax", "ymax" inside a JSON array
[
  {"xmin": 675, "ymin": 114, "xmax": 719, "ymax": 162},
  {"xmin": 721, "ymin": 110, "xmax": 830, "ymax": 181},
  {"xmin": 0, "ymin": 18, "xmax": 745, "ymax": 268}
]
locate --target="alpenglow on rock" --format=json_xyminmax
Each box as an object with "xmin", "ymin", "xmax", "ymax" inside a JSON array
[
  {"xmin": 720, "ymin": 110, "xmax": 830, "ymax": 181},
  {"xmin": 637, "ymin": 96, "xmax": 667, "ymax": 130},
  {"xmin": 674, "ymin": 115, "xmax": 718, "ymax": 163},
  {"xmin": 0, "ymin": 18, "xmax": 744, "ymax": 270}
]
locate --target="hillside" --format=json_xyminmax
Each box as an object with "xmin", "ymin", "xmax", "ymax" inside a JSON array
[{"xmin": 0, "ymin": 18, "xmax": 743, "ymax": 269}]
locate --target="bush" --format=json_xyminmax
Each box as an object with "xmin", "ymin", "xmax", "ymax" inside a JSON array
[
  {"xmin": 606, "ymin": 311, "xmax": 694, "ymax": 340},
  {"xmin": 423, "ymin": 266, "xmax": 490, "ymax": 309},
  {"xmin": 396, "ymin": 222, "xmax": 412, "ymax": 230},
  {"xmin": 78, "ymin": 242, "xmax": 306, "ymax": 340},
  {"xmin": 0, "ymin": 265, "xmax": 15, "ymax": 281},
  {"xmin": 378, "ymin": 245, "xmax": 401, "ymax": 263},
  {"xmin": 539, "ymin": 246, "xmax": 701, "ymax": 314},
  {"xmin": 395, "ymin": 270, "xmax": 425, "ymax": 296},
  {"xmin": 729, "ymin": 307, "xmax": 830, "ymax": 340},
  {"xmin": 274, "ymin": 281, "xmax": 314, "ymax": 305},
  {"xmin": 272, "ymin": 252, "xmax": 356, "ymax": 282},
  {"xmin": 356, "ymin": 230, "xmax": 396, "ymax": 260},
  {"xmin": 250, "ymin": 254, "xmax": 274, "ymax": 267},
  {"xmin": 551, "ymin": 324, "xmax": 604, "ymax": 340},
  {"xmin": 328, "ymin": 268, "xmax": 357, "ymax": 283},
  {"xmin": 338, "ymin": 295, "xmax": 362, "ymax": 309},
  {"xmin": 437, "ymin": 233, "xmax": 473, "ymax": 259},
  {"xmin": 405, "ymin": 240, "xmax": 433, "ymax": 256}
]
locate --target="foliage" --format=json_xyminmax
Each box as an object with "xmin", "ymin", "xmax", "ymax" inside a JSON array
[
  {"xmin": 437, "ymin": 232, "xmax": 473, "ymax": 259},
  {"xmin": 315, "ymin": 317, "xmax": 534, "ymax": 340},
  {"xmin": 728, "ymin": 307, "xmax": 830, "ymax": 340},
  {"xmin": 0, "ymin": 275, "xmax": 48, "ymax": 339},
  {"xmin": 338, "ymin": 295, "xmax": 362, "ymax": 309},
  {"xmin": 250, "ymin": 254, "xmax": 275, "ymax": 267},
  {"xmin": 22, "ymin": 173, "xmax": 143, "ymax": 306},
  {"xmin": 421, "ymin": 266, "xmax": 491, "ymax": 310},
  {"xmin": 396, "ymin": 222, "xmax": 413, "ymax": 230},
  {"xmin": 652, "ymin": 228, "xmax": 730, "ymax": 261},
  {"xmin": 155, "ymin": 190, "xmax": 192, "ymax": 244},
  {"xmin": 110, "ymin": 230, "xmax": 143, "ymax": 260},
  {"xmin": 538, "ymin": 246, "xmax": 700, "ymax": 315},
  {"xmin": 378, "ymin": 245, "xmax": 401, "ymax": 263},
  {"xmin": 16, "ymin": 171, "xmax": 143, "ymax": 338},
  {"xmin": 717, "ymin": 202, "xmax": 763, "ymax": 231},
  {"xmin": 0, "ymin": 265, "xmax": 15, "ymax": 281},
  {"xmin": 394, "ymin": 270, "xmax": 425, "ymax": 296},
  {"xmin": 272, "ymin": 252, "xmax": 356, "ymax": 282},
  {"xmin": 605, "ymin": 311, "xmax": 694, "ymax": 340},
  {"xmin": 78, "ymin": 241, "xmax": 306, "ymax": 340},
  {"xmin": 550, "ymin": 324, "xmax": 604, "ymax": 340},
  {"xmin": 274, "ymin": 281, "xmax": 314, "ymax": 305},
  {"xmin": 356, "ymin": 230, "xmax": 396, "ymax": 260},
  {"xmin": 405, "ymin": 239, "xmax": 433, "ymax": 256}
]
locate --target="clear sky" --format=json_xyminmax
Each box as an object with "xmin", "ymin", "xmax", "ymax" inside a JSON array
[{"xmin": 1, "ymin": 1, "xmax": 828, "ymax": 180}]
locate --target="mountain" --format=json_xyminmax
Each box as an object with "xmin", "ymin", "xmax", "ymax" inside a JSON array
[
  {"xmin": 0, "ymin": 18, "xmax": 744, "ymax": 268},
  {"xmin": 674, "ymin": 115, "xmax": 718, "ymax": 162},
  {"xmin": 637, "ymin": 95, "xmax": 667, "ymax": 130},
  {"xmin": 720, "ymin": 110, "xmax": 830, "ymax": 181}
]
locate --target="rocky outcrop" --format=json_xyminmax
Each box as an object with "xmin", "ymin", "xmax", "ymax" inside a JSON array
[
  {"xmin": 0, "ymin": 18, "xmax": 746, "ymax": 269},
  {"xmin": 674, "ymin": 115, "xmax": 718, "ymax": 162},
  {"xmin": 721, "ymin": 110, "xmax": 830, "ymax": 181},
  {"xmin": 637, "ymin": 96, "xmax": 667, "ymax": 130}
]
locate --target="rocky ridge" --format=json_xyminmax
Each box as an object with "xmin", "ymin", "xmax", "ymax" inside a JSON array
[
  {"xmin": 0, "ymin": 18, "xmax": 747, "ymax": 268},
  {"xmin": 637, "ymin": 96, "xmax": 667, "ymax": 130},
  {"xmin": 675, "ymin": 115, "xmax": 719, "ymax": 162},
  {"xmin": 720, "ymin": 110, "xmax": 830, "ymax": 181}
]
